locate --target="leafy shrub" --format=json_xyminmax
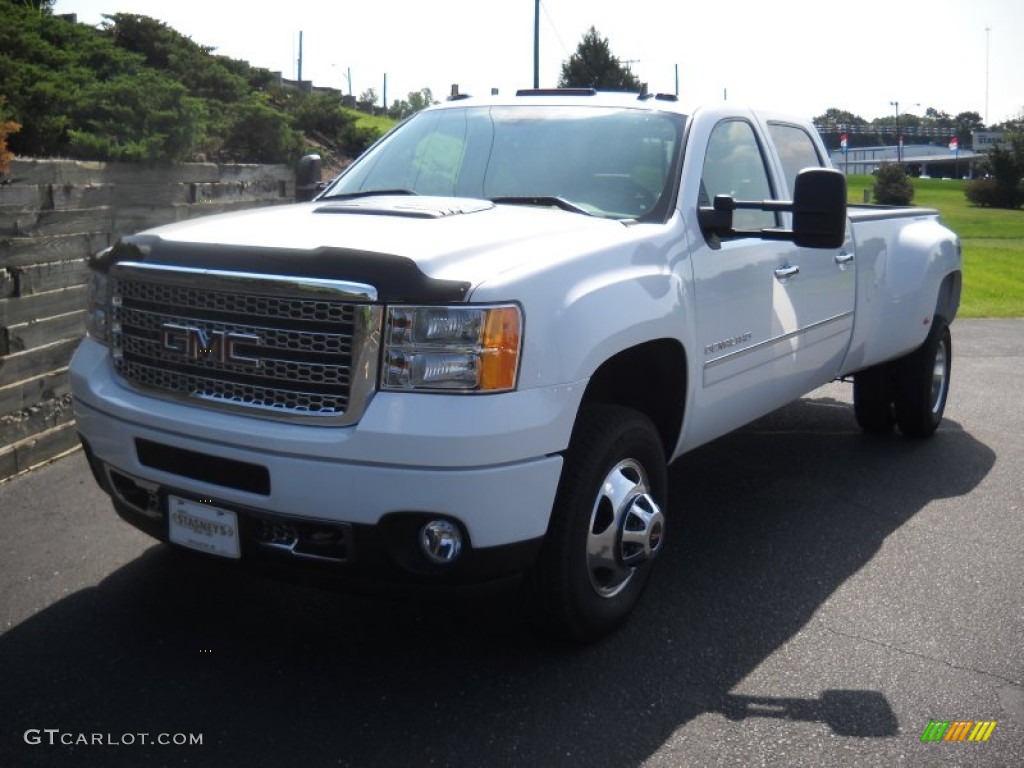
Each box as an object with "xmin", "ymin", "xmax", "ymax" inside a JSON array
[
  {"xmin": 293, "ymin": 94, "xmax": 356, "ymax": 147},
  {"xmin": 104, "ymin": 14, "xmax": 249, "ymax": 104},
  {"xmin": 220, "ymin": 96, "xmax": 306, "ymax": 164},
  {"xmin": 966, "ymin": 144, "xmax": 1023, "ymax": 209},
  {"xmin": 965, "ymin": 178, "xmax": 1008, "ymax": 207},
  {"xmin": 343, "ymin": 122, "xmax": 384, "ymax": 156},
  {"xmin": 873, "ymin": 163, "xmax": 914, "ymax": 205},
  {"xmin": 67, "ymin": 72, "xmax": 206, "ymax": 163}
]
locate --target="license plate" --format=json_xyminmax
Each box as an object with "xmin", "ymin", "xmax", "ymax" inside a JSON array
[{"xmin": 168, "ymin": 495, "xmax": 241, "ymax": 559}]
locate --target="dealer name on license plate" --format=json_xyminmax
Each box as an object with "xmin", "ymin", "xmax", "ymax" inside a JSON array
[{"xmin": 168, "ymin": 495, "xmax": 241, "ymax": 559}]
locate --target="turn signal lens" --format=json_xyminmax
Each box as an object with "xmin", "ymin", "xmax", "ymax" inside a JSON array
[{"xmin": 480, "ymin": 306, "xmax": 521, "ymax": 391}]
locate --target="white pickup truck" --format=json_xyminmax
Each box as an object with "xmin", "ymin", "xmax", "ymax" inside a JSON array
[{"xmin": 71, "ymin": 90, "xmax": 961, "ymax": 640}]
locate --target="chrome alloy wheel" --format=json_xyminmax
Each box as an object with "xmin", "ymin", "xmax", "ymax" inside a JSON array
[
  {"xmin": 931, "ymin": 335, "xmax": 949, "ymax": 415},
  {"xmin": 585, "ymin": 458, "xmax": 665, "ymax": 598}
]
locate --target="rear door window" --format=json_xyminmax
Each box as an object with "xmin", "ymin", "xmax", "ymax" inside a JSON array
[{"xmin": 767, "ymin": 122, "xmax": 824, "ymax": 198}]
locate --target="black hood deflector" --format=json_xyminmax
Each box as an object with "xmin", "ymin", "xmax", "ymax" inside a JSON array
[{"xmin": 93, "ymin": 235, "xmax": 471, "ymax": 304}]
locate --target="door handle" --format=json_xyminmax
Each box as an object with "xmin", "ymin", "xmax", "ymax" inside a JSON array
[
  {"xmin": 835, "ymin": 251, "xmax": 854, "ymax": 265},
  {"xmin": 774, "ymin": 265, "xmax": 799, "ymax": 280}
]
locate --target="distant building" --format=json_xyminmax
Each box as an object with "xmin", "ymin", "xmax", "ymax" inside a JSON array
[{"xmin": 828, "ymin": 144, "xmax": 979, "ymax": 178}]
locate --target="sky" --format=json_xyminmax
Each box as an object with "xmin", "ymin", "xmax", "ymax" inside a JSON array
[{"xmin": 51, "ymin": 0, "xmax": 1024, "ymax": 125}]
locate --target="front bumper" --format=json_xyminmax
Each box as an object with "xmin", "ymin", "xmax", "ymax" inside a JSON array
[
  {"xmin": 71, "ymin": 339, "xmax": 580, "ymax": 581},
  {"xmin": 79, "ymin": 437, "xmax": 545, "ymax": 583}
]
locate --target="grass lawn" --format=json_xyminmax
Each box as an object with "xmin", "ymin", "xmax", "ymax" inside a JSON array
[
  {"xmin": 846, "ymin": 174, "xmax": 1023, "ymax": 317},
  {"xmin": 344, "ymin": 108, "xmax": 396, "ymax": 137}
]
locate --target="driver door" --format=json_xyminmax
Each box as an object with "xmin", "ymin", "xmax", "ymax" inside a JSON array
[{"xmin": 685, "ymin": 117, "xmax": 804, "ymax": 447}]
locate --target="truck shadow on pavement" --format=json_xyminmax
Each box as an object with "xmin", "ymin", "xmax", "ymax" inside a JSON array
[{"xmin": 0, "ymin": 396, "xmax": 995, "ymax": 767}]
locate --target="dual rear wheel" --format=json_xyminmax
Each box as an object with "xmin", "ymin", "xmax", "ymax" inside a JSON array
[{"xmin": 853, "ymin": 317, "xmax": 952, "ymax": 438}]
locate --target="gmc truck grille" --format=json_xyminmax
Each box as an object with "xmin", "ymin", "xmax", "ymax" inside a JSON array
[{"xmin": 107, "ymin": 262, "xmax": 381, "ymax": 425}]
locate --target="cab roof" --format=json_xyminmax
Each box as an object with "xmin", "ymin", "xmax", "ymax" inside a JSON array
[{"xmin": 425, "ymin": 88, "xmax": 692, "ymax": 117}]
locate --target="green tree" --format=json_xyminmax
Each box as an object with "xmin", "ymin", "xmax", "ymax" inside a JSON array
[
  {"xmin": 813, "ymin": 107, "xmax": 872, "ymax": 149},
  {"xmin": 357, "ymin": 88, "xmax": 378, "ymax": 113},
  {"xmin": 992, "ymin": 109, "xmax": 1024, "ymax": 133},
  {"xmin": 13, "ymin": 0, "xmax": 54, "ymax": 13},
  {"xmin": 389, "ymin": 87, "xmax": 435, "ymax": 120},
  {"xmin": 558, "ymin": 27, "xmax": 642, "ymax": 91},
  {"xmin": 814, "ymin": 107, "xmax": 867, "ymax": 127},
  {"xmin": 408, "ymin": 88, "xmax": 434, "ymax": 112},
  {"xmin": 924, "ymin": 107, "xmax": 952, "ymax": 123},
  {"xmin": 873, "ymin": 163, "xmax": 914, "ymax": 205},
  {"xmin": 955, "ymin": 111, "xmax": 984, "ymax": 147}
]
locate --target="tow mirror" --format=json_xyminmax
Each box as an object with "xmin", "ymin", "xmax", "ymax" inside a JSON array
[
  {"xmin": 791, "ymin": 168, "xmax": 847, "ymax": 249},
  {"xmin": 295, "ymin": 154, "xmax": 324, "ymax": 202},
  {"xmin": 698, "ymin": 168, "xmax": 847, "ymax": 249}
]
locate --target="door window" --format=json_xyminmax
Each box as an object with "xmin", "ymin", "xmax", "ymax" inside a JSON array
[{"xmin": 700, "ymin": 120, "xmax": 776, "ymax": 230}]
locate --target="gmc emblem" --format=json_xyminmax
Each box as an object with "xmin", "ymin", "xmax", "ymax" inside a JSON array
[{"xmin": 160, "ymin": 323, "xmax": 261, "ymax": 367}]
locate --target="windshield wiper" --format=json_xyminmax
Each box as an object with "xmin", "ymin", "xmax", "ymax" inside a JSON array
[
  {"xmin": 325, "ymin": 188, "xmax": 420, "ymax": 200},
  {"xmin": 489, "ymin": 196, "xmax": 592, "ymax": 216}
]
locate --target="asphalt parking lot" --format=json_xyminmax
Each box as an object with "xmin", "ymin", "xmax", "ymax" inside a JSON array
[{"xmin": 1, "ymin": 318, "xmax": 1021, "ymax": 767}]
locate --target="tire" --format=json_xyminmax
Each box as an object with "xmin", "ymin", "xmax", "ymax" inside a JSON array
[
  {"xmin": 853, "ymin": 364, "xmax": 896, "ymax": 435},
  {"xmin": 529, "ymin": 404, "xmax": 667, "ymax": 642},
  {"xmin": 893, "ymin": 318, "xmax": 952, "ymax": 439}
]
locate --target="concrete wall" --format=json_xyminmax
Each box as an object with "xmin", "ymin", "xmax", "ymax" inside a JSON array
[{"xmin": 0, "ymin": 159, "xmax": 295, "ymax": 481}]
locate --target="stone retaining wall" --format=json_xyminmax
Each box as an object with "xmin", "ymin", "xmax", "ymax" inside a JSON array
[{"xmin": 0, "ymin": 159, "xmax": 294, "ymax": 480}]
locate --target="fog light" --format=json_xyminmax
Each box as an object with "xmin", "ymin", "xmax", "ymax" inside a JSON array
[{"xmin": 419, "ymin": 520, "xmax": 463, "ymax": 565}]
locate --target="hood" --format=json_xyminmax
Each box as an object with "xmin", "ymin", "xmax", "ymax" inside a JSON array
[{"xmin": 101, "ymin": 196, "xmax": 636, "ymax": 302}]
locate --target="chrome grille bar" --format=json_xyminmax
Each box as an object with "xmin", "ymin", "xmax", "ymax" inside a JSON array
[{"xmin": 108, "ymin": 262, "xmax": 381, "ymax": 425}]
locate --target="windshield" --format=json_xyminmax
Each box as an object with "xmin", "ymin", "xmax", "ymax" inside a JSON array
[{"xmin": 324, "ymin": 105, "xmax": 685, "ymax": 220}]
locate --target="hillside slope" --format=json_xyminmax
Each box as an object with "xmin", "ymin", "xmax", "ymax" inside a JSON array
[{"xmin": 0, "ymin": 2, "xmax": 391, "ymax": 164}]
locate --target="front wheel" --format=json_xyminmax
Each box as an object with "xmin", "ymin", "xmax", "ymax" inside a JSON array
[
  {"xmin": 894, "ymin": 318, "xmax": 952, "ymax": 438},
  {"xmin": 529, "ymin": 405, "xmax": 667, "ymax": 642}
]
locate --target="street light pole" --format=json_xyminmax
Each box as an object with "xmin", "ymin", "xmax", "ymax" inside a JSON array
[
  {"xmin": 985, "ymin": 26, "xmax": 991, "ymax": 125},
  {"xmin": 890, "ymin": 100, "xmax": 901, "ymax": 164}
]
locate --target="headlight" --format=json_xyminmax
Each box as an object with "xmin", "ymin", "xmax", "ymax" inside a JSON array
[
  {"xmin": 383, "ymin": 304, "xmax": 522, "ymax": 392},
  {"xmin": 85, "ymin": 269, "xmax": 111, "ymax": 344}
]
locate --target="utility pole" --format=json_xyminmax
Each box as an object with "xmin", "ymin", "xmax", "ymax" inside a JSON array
[
  {"xmin": 297, "ymin": 31, "xmax": 303, "ymax": 82},
  {"xmin": 332, "ymin": 64, "xmax": 353, "ymax": 99},
  {"xmin": 675, "ymin": 64, "xmax": 679, "ymax": 97}
]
